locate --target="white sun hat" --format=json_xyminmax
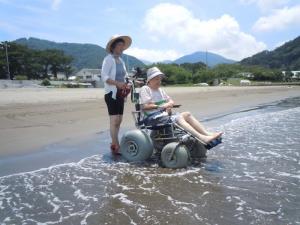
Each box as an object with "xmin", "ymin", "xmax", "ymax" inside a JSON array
[
  {"xmin": 105, "ymin": 34, "xmax": 132, "ymax": 53},
  {"xmin": 146, "ymin": 67, "xmax": 165, "ymax": 83}
]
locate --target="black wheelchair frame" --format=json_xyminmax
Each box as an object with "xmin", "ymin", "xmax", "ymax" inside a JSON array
[{"xmin": 119, "ymin": 72, "xmax": 221, "ymax": 168}]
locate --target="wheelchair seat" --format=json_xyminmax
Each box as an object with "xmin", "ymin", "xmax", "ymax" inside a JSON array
[
  {"xmin": 136, "ymin": 111, "xmax": 173, "ymax": 130},
  {"xmin": 144, "ymin": 122, "xmax": 173, "ymax": 130},
  {"xmin": 132, "ymin": 92, "xmax": 173, "ymax": 130}
]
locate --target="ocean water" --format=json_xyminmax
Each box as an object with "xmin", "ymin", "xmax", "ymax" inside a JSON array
[{"xmin": 0, "ymin": 97, "xmax": 299, "ymax": 225}]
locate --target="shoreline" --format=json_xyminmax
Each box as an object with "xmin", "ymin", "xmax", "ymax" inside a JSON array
[
  {"xmin": 0, "ymin": 86, "xmax": 299, "ymax": 158},
  {"xmin": 0, "ymin": 94, "xmax": 299, "ymax": 177}
]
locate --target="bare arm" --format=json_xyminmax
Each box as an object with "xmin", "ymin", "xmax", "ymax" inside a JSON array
[
  {"xmin": 142, "ymin": 99, "xmax": 175, "ymax": 110},
  {"xmin": 142, "ymin": 102, "xmax": 159, "ymax": 110},
  {"xmin": 161, "ymin": 99, "xmax": 174, "ymax": 109},
  {"xmin": 106, "ymin": 79, "xmax": 127, "ymax": 89}
]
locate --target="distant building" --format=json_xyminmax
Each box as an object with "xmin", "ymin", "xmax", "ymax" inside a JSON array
[
  {"xmin": 57, "ymin": 72, "xmax": 67, "ymax": 80},
  {"xmin": 74, "ymin": 68, "xmax": 104, "ymax": 88},
  {"xmin": 282, "ymin": 71, "xmax": 300, "ymax": 80},
  {"xmin": 240, "ymin": 79, "xmax": 251, "ymax": 85},
  {"xmin": 48, "ymin": 72, "xmax": 67, "ymax": 80},
  {"xmin": 237, "ymin": 72, "xmax": 254, "ymax": 79},
  {"xmin": 75, "ymin": 68, "xmax": 101, "ymax": 81}
]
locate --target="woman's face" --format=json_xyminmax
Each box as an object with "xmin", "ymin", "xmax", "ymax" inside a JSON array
[
  {"xmin": 148, "ymin": 75, "xmax": 162, "ymax": 89},
  {"xmin": 112, "ymin": 42, "xmax": 125, "ymax": 55}
]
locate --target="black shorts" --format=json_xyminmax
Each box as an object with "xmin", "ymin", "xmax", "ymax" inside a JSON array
[{"xmin": 104, "ymin": 91, "xmax": 124, "ymax": 115}]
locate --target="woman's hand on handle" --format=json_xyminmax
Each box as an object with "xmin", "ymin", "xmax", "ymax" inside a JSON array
[
  {"xmin": 116, "ymin": 81, "xmax": 127, "ymax": 89},
  {"xmin": 106, "ymin": 79, "xmax": 126, "ymax": 89}
]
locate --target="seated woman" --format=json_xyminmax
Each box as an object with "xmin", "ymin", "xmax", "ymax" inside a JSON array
[{"xmin": 139, "ymin": 67, "xmax": 222, "ymax": 144}]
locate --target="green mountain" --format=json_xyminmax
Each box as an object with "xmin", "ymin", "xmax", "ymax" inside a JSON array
[
  {"xmin": 240, "ymin": 36, "xmax": 300, "ymax": 70},
  {"xmin": 14, "ymin": 37, "xmax": 144, "ymax": 71},
  {"xmin": 173, "ymin": 51, "xmax": 235, "ymax": 67}
]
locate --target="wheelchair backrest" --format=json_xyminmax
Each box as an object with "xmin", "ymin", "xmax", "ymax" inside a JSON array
[
  {"xmin": 133, "ymin": 93, "xmax": 142, "ymax": 123},
  {"xmin": 135, "ymin": 102, "xmax": 140, "ymax": 111}
]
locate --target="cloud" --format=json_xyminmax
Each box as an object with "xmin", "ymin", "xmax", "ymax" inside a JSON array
[
  {"xmin": 240, "ymin": 0, "xmax": 290, "ymax": 12},
  {"xmin": 253, "ymin": 5, "xmax": 300, "ymax": 32},
  {"xmin": 51, "ymin": 0, "xmax": 62, "ymax": 10},
  {"xmin": 125, "ymin": 47, "xmax": 180, "ymax": 62},
  {"xmin": 142, "ymin": 3, "xmax": 266, "ymax": 60}
]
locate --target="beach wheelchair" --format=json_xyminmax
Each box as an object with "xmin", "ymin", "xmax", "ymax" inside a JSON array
[{"xmin": 120, "ymin": 72, "xmax": 222, "ymax": 169}]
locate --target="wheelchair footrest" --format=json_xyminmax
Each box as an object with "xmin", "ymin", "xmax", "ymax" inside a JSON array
[{"xmin": 205, "ymin": 137, "xmax": 222, "ymax": 150}]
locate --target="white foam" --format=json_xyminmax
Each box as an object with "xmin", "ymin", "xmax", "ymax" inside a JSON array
[
  {"xmin": 254, "ymin": 209, "xmax": 277, "ymax": 215},
  {"xmin": 21, "ymin": 202, "xmax": 33, "ymax": 209},
  {"xmin": 74, "ymin": 189, "xmax": 90, "ymax": 201},
  {"xmin": 201, "ymin": 191, "xmax": 209, "ymax": 197},
  {"xmin": 3, "ymin": 217, "xmax": 11, "ymax": 222},
  {"xmin": 194, "ymin": 213, "xmax": 203, "ymax": 221},
  {"xmin": 277, "ymin": 172, "xmax": 300, "ymax": 179},
  {"xmin": 181, "ymin": 206, "xmax": 192, "ymax": 213},
  {"xmin": 112, "ymin": 193, "xmax": 135, "ymax": 206},
  {"xmin": 47, "ymin": 200, "xmax": 60, "ymax": 213},
  {"xmin": 80, "ymin": 211, "xmax": 93, "ymax": 225},
  {"xmin": 167, "ymin": 195, "xmax": 197, "ymax": 208}
]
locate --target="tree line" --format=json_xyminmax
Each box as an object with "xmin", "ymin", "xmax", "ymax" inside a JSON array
[
  {"xmin": 143, "ymin": 62, "xmax": 292, "ymax": 85},
  {"xmin": 0, "ymin": 42, "xmax": 73, "ymax": 80},
  {"xmin": 240, "ymin": 36, "xmax": 300, "ymax": 70},
  {"xmin": 1, "ymin": 41, "xmax": 296, "ymax": 83}
]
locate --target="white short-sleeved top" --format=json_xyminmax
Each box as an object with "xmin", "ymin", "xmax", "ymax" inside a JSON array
[{"xmin": 139, "ymin": 86, "xmax": 170, "ymax": 116}]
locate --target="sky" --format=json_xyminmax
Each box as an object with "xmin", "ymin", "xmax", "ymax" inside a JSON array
[{"xmin": 0, "ymin": 0, "xmax": 299, "ymax": 62}]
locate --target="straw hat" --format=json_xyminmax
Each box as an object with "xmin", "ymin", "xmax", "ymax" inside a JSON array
[
  {"xmin": 147, "ymin": 67, "xmax": 165, "ymax": 83},
  {"xmin": 106, "ymin": 34, "xmax": 132, "ymax": 53}
]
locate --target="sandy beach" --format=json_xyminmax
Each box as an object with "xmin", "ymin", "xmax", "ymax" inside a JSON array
[
  {"xmin": 1, "ymin": 85, "xmax": 300, "ymax": 225},
  {"xmin": 0, "ymin": 85, "xmax": 299, "ymax": 157}
]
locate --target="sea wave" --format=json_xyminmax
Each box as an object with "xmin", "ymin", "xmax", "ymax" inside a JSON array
[{"xmin": 1, "ymin": 106, "xmax": 299, "ymax": 225}]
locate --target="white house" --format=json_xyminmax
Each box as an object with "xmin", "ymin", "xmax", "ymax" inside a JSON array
[
  {"xmin": 57, "ymin": 72, "xmax": 67, "ymax": 80},
  {"xmin": 238, "ymin": 72, "xmax": 254, "ymax": 79},
  {"xmin": 282, "ymin": 70, "xmax": 300, "ymax": 79},
  {"xmin": 75, "ymin": 68, "xmax": 101, "ymax": 81},
  {"xmin": 240, "ymin": 79, "xmax": 251, "ymax": 85},
  {"xmin": 74, "ymin": 68, "xmax": 103, "ymax": 88},
  {"xmin": 48, "ymin": 72, "xmax": 67, "ymax": 80}
]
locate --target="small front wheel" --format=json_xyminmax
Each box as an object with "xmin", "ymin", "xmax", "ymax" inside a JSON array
[
  {"xmin": 188, "ymin": 141, "xmax": 207, "ymax": 159},
  {"xmin": 161, "ymin": 142, "xmax": 188, "ymax": 168}
]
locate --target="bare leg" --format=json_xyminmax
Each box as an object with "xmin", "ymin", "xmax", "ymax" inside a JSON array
[
  {"xmin": 115, "ymin": 115, "xmax": 123, "ymax": 146},
  {"xmin": 109, "ymin": 115, "xmax": 123, "ymax": 147},
  {"xmin": 177, "ymin": 116, "xmax": 217, "ymax": 143},
  {"xmin": 181, "ymin": 112, "xmax": 223, "ymax": 137},
  {"xmin": 181, "ymin": 112, "xmax": 212, "ymax": 135}
]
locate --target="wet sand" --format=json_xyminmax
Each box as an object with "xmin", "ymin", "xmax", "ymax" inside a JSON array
[{"xmin": 0, "ymin": 86, "xmax": 299, "ymax": 157}]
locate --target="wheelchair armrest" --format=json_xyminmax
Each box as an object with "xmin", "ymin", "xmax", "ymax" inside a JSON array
[
  {"xmin": 157, "ymin": 104, "xmax": 181, "ymax": 110},
  {"xmin": 131, "ymin": 111, "xmax": 145, "ymax": 127},
  {"xmin": 132, "ymin": 110, "xmax": 141, "ymax": 113}
]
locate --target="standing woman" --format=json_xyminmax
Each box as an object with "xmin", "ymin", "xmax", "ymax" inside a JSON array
[{"xmin": 101, "ymin": 35, "xmax": 132, "ymax": 155}]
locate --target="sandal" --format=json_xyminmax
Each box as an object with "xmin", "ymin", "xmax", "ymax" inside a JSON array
[{"xmin": 110, "ymin": 144, "xmax": 121, "ymax": 155}]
